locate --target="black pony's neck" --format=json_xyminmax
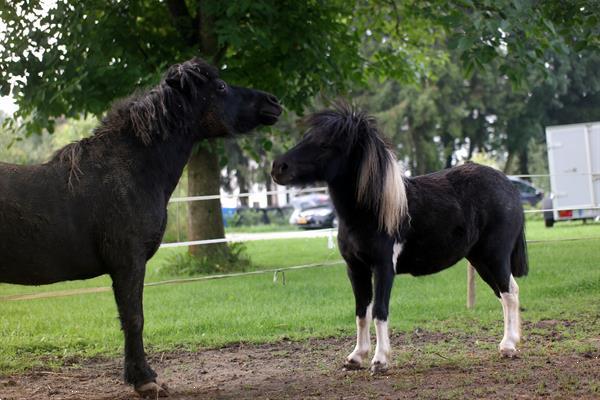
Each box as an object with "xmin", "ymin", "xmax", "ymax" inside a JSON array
[
  {"xmin": 97, "ymin": 86, "xmax": 200, "ymax": 201},
  {"xmin": 136, "ymin": 130, "xmax": 197, "ymax": 200}
]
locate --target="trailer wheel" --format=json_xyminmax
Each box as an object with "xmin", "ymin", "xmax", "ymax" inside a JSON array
[{"xmin": 542, "ymin": 197, "xmax": 554, "ymax": 228}]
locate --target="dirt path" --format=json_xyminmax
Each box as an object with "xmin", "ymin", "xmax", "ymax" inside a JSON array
[{"xmin": 2, "ymin": 321, "xmax": 599, "ymax": 400}]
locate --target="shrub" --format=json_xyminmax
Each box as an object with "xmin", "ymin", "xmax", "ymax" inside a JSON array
[{"xmin": 158, "ymin": 242, "xmax": 251, "ymax": 276}]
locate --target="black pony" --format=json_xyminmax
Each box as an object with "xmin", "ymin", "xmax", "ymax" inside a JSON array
[
  {"xmin": 272, "ymin": 105, "xmax": 527, "ymax": 373},
  {"xmin": 0, "ymin": 58, "xmax": 281, "ymax": 397}
]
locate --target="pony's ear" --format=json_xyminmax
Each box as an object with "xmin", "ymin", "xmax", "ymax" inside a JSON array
[{"xmin": 164, "ymin": 61, "xmax": 208, "ymax": 93}]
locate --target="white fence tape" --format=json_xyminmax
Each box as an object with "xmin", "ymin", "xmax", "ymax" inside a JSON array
[
  {"xmin": 169, "ymin": 186, "xmax": 327, "ymax": 203},
  {"xmin": 160, "ymin": 229, "xmax": 337, "ymax": 249}
]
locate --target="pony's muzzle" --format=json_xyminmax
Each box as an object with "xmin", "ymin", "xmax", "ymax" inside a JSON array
[
  {"xmin": 259, "ymin": 94, "xmax": 283, "ymax": 125},
  {"xmin": 271, "ymin": 159, "xmax": 290, "ymax": 184}
]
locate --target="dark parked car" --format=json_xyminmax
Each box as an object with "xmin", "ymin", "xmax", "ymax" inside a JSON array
[
  {"xmin": 289, "ymin": 194, "xmax": 337, "ymax": 229},
  {"xmin": 509, "ymin": 177, "xmax": 544, "ymax": 206}
]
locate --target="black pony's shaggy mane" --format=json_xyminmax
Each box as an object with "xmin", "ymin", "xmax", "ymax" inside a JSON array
[{"xmin": 51, "ymin": 58, "xmax": 217, "ymax": 184}]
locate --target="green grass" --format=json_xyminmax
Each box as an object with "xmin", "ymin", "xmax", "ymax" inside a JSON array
[{"xmin": 0, "ymin": 220, "xmax": 598, "ymax": 373}]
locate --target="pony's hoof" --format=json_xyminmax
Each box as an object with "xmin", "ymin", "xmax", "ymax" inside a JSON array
[
  {"xmin": 500, "ymin": 348, "xmax": 519, "ymax": 358},
  {"xmin": 135, "ymin": 381, "xmax": 169, "ymax": 398},
  {"xmin": 370, "ymin": 361, "xmax": 389, "ymax": 375},
  {"xmin": 343, "ymin": 358, "xmax": 363, "ymax": 371}
]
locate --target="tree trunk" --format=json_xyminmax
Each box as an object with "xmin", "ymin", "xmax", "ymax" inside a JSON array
[
  {"xmin": 184, "ymin": 2, "xmax": 230, "ymax": 259},
  {"xmin": 518, "ymin": 146, "xmax": 529, "ymax": 177},
  {"xmin": 264, "ymin": 169, "xmax": 278, "ymax": 207},
  {"xmin": 187, "ymin": 142, "xmax": 228, "ymax": 259},
  {"xmin": 504, "ymin": 149, "xmax": 516, "ymax": 174},
  {"xmin": 237, "ymin": 170, "xmax": 249, "ymax": 207},
  {"xmin": 467, "ymin": 137, "xmax": 475, "ymax": 160},
  {"xmin": 441, "ymin": 132, "xmax": 454, "ymax": 168}
]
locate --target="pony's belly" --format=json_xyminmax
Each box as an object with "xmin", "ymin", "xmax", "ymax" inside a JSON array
[
  {"xmin": 0, "ymin": 232, "xmax": 105, "ymax": 285},
  {"xmin": 396, "ymin": 245, "xmax": 467, "ymax": 276},
  {"xmin": 0, "ymin": 256, "xmax": 106, "ymax": 285},
  {"xmin": 0, "ymin": 264, "xmax": 105, "ymax": 285}
]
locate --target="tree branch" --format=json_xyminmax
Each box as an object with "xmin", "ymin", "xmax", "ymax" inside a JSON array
[
  {"xmin": 165, "ymin": 0, "xmax": 198, "ymax": 46},
  {"xmin": 197, "ymin": 2, "xmax": 219, "ymax": 58},
  {"xmin": 213, "ymin": 43, "xmax": 229, "ymax": 65}
]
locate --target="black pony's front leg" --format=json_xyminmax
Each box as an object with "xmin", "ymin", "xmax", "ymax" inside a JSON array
[
  {"xmin": 371, "ymin": 261, "xmax": 395, "ymax": 373},
  {"xmin": 111, "ymin": 265, "xmax": 168, "ymax": 398},
  {"xmin": 344, "ymin": 260, "xmax": 373, "ymax": 370}
]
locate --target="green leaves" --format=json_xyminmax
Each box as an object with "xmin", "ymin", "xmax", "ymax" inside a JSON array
[{"xmin": 1, "ymin": 0, "xmax": 598, "ymax": 137}]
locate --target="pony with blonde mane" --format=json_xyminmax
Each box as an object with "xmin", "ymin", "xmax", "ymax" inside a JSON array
[{"xmin": 272, "ymin": 105, "xmax": 527, "ymax": 373}]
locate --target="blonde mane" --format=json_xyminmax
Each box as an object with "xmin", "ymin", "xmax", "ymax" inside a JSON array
[{"xmin": 357, "ymin": 141, "xmax": 408, "ymax": 236}]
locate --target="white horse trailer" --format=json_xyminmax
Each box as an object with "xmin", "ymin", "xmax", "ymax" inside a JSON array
[{"xmin": 544, "ymin": 122, "xmax": 600, "ymax": 227}]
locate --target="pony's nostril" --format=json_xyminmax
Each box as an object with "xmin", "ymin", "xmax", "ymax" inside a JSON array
[
  {"xmin": 267, "ymin": 94, "xmax": 279, "ymax": 105},
  {"xmin": 272, "ymin": 160, "xmax": 288, "ymax": 176}
]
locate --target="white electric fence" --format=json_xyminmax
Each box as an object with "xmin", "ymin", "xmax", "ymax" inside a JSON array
[{"xmin": 169, "ymin": 186, "xmax": 328, "ymax": 203}]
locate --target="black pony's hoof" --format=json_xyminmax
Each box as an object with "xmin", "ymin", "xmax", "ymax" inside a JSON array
[
  {"xmin": 370, "ymin": 361, "xmax": 389, "ymax": 375},
  {"xmin": 500, "ymin": 348, "xmax": 519, "ymax": 359},
  {"xmin": 135, "ymin": 381, "xmax": 169, "ymax": 398},
  {"xmin": 343, "ymin": 358, "xmax": 364, "ymax": 371}
]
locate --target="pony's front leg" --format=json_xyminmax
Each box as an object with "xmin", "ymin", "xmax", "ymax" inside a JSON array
[
  {"xmin": 111, "ymin": 264, "xmax": 168, "ymax": 398},
  {"xmin": 371, "ymin": 263, "xmax": 395, "ymax": 374},
  {"xmin": 344, "ymin": 262, "xmax": 373, "ymax": 370}
]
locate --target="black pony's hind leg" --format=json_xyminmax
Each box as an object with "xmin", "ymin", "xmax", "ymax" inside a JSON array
[
  {"xmin": 344, "ymin": 260, "xmax": 373, "ymax": 370},
  {"xmin": 111, "ymin": 264, "xmax": 168, "ymax": 398},
  {"xmin": 468, "ymin": 248, "xmax": 521, "ymax": 357}
]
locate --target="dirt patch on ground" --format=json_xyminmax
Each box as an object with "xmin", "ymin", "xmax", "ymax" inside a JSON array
[{"xmin": 1, "ymin": 321, "xmax": 599, "ymax": 400}]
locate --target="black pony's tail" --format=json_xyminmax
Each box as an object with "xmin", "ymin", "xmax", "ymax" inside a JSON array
[{"xmin": 511, "ymin": 225, "xmax": 529, "ymax": 277}]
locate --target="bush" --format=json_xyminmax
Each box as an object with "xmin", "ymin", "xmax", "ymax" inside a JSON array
[
  {"xmin": 158, "ymin": 242, "xmax": 251, "ymax": 276},
  {"xmin": 225, "ymin": 207, "xmax": 293, "ymax": 227}
]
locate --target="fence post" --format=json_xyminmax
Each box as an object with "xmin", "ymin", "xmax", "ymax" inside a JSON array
[
  {"xmin": 467, "ymin": 263, "xmax": 476, "ymax": 309},
  {"xmin": 327, "ymin": 229, "xmax": 335, "ymax": 249}
]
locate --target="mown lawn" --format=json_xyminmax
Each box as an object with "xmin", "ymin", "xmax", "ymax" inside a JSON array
[{"xmin": 0, "ymin": 220, "xmax": 598, "ymax": 373}]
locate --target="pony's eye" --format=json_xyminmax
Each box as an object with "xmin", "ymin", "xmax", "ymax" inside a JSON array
[
  {"xmin": 319, "ymin": 142, "xmax": 329, "ymax": 149},
  {"xmin": 216, "ymin": 81, "xmax": 227, "ymax": 93}
]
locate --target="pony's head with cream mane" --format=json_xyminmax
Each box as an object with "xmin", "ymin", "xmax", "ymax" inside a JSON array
[{"xmin": 271, "ymin": 104, "xmax": 409, "ymax": 235}]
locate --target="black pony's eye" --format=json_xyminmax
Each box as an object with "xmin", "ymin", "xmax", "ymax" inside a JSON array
[{"xmin": 216, "ymin": 80, "xmax": 227, "ymax": 93}]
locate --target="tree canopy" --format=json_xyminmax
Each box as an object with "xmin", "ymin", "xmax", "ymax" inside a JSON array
[{"xmin": 2, "ymin": 0, "xmax": 598, "ymax": 132}]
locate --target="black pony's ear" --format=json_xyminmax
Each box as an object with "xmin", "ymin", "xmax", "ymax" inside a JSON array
[{"xmin": 164, "ymin": 60, "xmax": 209, "ymax": 93}]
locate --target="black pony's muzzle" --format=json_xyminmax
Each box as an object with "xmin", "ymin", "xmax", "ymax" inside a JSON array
[
  {"xmin": 259, "ymin": 94, "xmax": 282, "ymax": 125},
  {"xmin": 271, "ymin": 158, "xmax": 291, "ymax": 184}
]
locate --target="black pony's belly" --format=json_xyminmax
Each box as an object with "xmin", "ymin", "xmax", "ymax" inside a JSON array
[
  {"xmin": 399, "ymin": 261, "xmax": 455, "ymax": 276},
  {"xmin": 395, "ymin": 244, "xmax": 467, "ymax": 276},
  {"xmin": 0, "ymin": 266, "xmax": 105, "ymax": 285},
  {"xmin": 0, "ymin": 256, "xmax": 106, "ymax": 285},
  {"xmin": 0, "ymin": 234, "xmax": 106, "ymax": 285}
]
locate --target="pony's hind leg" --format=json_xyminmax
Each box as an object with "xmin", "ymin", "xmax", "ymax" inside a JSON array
[
  {"xmin": 344, "ymin": 262, "xmax": 373, "ymax": 370},
  {"xmin": 499, "ymin": 275, "xmax": 521, "ymax": 357},
  {"xmin": 468, "ymin": 254, "xmax": 521, "ymax": 358}
]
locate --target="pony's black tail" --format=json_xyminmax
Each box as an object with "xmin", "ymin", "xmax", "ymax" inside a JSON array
[{"xmin": 511, "ymin": 225, "xmax": 529, "ymax": 277}]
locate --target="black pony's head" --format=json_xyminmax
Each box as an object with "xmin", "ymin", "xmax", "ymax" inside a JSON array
[
  {"xmin": 271, "ymin": 104, "xmax": 386, "ymax": 185},
  {"xmin": 128, "ymin": 58, "xmax": 282, "ymax": 144},
  {"xmin": 272, "ymin": 104, "xmax": 408, "ymax": 235}
]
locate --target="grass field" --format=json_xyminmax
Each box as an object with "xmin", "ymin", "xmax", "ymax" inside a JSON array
[{"xmin": 1, "ymin": 220, "xmax": 599, "ymax": 374}]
